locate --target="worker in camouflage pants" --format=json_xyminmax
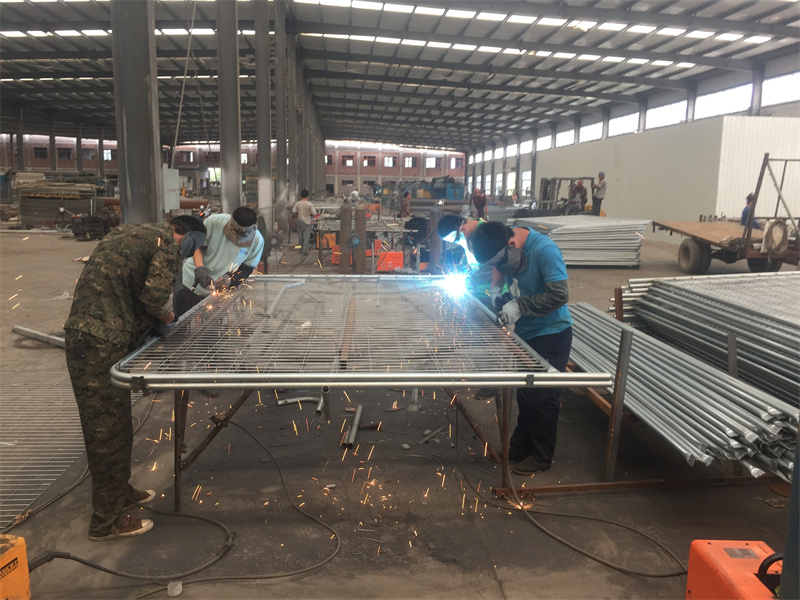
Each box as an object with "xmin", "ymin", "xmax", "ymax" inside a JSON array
[{"xmin": 64, "ymin": 217, "xmax": 205, "ymax": 541}]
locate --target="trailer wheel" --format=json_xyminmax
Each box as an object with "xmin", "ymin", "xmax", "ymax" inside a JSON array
[
  {"xmin": 678, "ymin": 239, "xmax": 707, "ymax": 274},
  {"xmin": 747, "ymin": 257, "xmax": 783, "ymax": 272}
]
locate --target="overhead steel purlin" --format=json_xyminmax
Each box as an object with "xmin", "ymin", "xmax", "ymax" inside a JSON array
[{"xmin": 110, "ymin": 275, "xmax": 613, "ymax": 510}]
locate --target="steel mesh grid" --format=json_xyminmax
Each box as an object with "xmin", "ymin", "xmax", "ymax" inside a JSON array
[{"xmin": 114, "ymin": 275, "xmax": 570, "ymax": 388}]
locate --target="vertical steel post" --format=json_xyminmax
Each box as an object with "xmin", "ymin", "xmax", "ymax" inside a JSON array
[
  {"xmin": 354, "ymin": 204, "xmax": 367, "ymax": 273},
  {"xmin": 274, "ymin": 0, "xmax": 289, "ymax": 232},
  {"xmin": 49, "ymin": 115, "xmax": 57, "ymax": 172},
  {"xmin": 16, "ymin": 108, "xmax": 24, "ymax": 170},
  {"xmin": 500, "ymin": 387, "xmax": 512, "ymax": 489},
  {"xmin": 174, "ymin": 389, "xmax": 190, "ymax": 512},
  {"xmin": 217, "ymin": 0, "xmax": 242, "ymax": 212},
  {"xmin": 339, "ymin": 201, "xmax": 352, "ymax": 274},
  {"xmin": 76, "ymin": 123, "xmax": 83, "ymax": 173},
  {"xmin": 751, "ymin": 62, "xmax": 765, "ymax": 116},
  {"xmin": 98, "ymin": 128, "xmax": 105, "ymax": 181},
  {"xmin": 287, "ymin": 33, "xmax": 299, "ymax": 210},
  {"xmin": 254, "ymin": 0, "xmax": 273, "ymax": 231},
  {"xmin": 604, "ymin": 329, "xmax": 633, "ymax": 481}
]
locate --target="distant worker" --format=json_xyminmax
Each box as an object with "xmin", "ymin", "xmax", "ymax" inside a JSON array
[
  {"xmin": 573, "ymin": 180, "xmax": 588, "ymax": 211},
  {"xmin": 741, "ymin": 193, "xmax": 763, "ymax": 230},
  {"xmin": 292, "ymin": 189, "xmax": 316, "ymax": 255},
  {"xmin": 175, "ymin": 206, "xmax": 265, "ymax": 316},
  {"xmin": 471, "ymin": 188, "xmax": 488, "ymax": 220},
  {"xmin": 65, "ymin": 216, "xmax": 206, "ymax": 540},
  {"xmin": 399, "ymin": 191, "xmax": 412, "ymax": 218},
  {"xmin": 591, "ymin": 172, "xmax": 607, "ymax": 216}
]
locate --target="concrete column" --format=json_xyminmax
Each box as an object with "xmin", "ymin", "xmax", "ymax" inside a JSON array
[
  {"xmin": 751, "ymin": 62, "xmax": 765, "ymax": 116},
  {"xmin": 638, "ymin": 98, "xmax": 647, "ymax": 132},
  {"xmin": 515, "ymin": 135, "xmax": 522, "ymax": 199},
  {"xmin": 573, "ymin": 117, "xmax": 581, "ymax": 145},
  {"xmin": 217, "ymin": 0, "xmax": 241, "ymax": 212},
  {"xmin": 49, "ymin": 115, "xmax": 57, "ymax": 172},
  {"xmin": 354, "ymin": 204, "xmax": 366, "ymax": 273},
  {"xmin": 530, "ymin": 129, "xmax": 537, "ymax": 201},
  {"xmin": 501, "ymin": 141, "xmax": 508, "ymax": 196},
  {"xmin": 549, "ymin": 127, "xmax": 556, "ymax": 149},
  {"xmin": 601, "ymin": 109, "xmax": 610, "ymax": 139},
  {"xmin": 334, "ymin": 147, "xmax": 339, "ymax": 195},
  {"xmin": 339, "ymin": 201, "xmax": 352, "ymax": 274},
  {"xmin": 686, "ymin": 83, "xmax": 697, "ymax": 123},
  {"xmin": 490, "ymin": 142, "xmax": 496, "ymax": 197},
  {"xmin": 254, "ymin": 0, "xmax": 273, "ymax": 230},
  {"xmin": 480, "ymin": 147, "xmax": 485, "ymax": 192},
  {"xmin": 287, "ymin": 32, "xmax": 298, "ymax": 209},
  {"xmin": 110, "ymin": 0, "xmax": 161, "ymax": 223},
  {"xmin": 76, "ymin": 124, "xmax": 83, "ymax": 172},
  {"xmin": 98, "ymin": 128, "xmax": 105, "ymax": 180},
  {"xmin": 274, "ymin": 0, "xmax": 288, "ymax": 230},
  {"xmin": 16, "ymin": 108, "xmax": 24, "ymax": 170}
]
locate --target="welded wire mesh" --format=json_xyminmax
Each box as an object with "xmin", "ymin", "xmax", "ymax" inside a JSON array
[{"xmin": 113, "ymin": 275, "xmax": 611, "ymax": 390}]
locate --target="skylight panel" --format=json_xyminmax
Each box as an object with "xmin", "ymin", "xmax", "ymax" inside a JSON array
[
  {"xmin": 686, "ymin": 30, "xmax": 714, "ymax": 39},
  {"xmin": 402, "ymin": 39, "xmax": 426, "ymax": 46},
  {"xmin": 656, "ymin": 27, "xmax": 686, "ymax": 36},
  {"xmin": 453, "ymin": 44, "xmax": 478, "ymax": 51},
  {"xmin": 352, "ymin": 1, "xmax": 383, "ymax": 9},
  {"xmin": 536, "ymin": 50, "xmax": 552, "ymax": 57},
  {"xmin": 161, "ymin": 28, "xmax": 189, "ymax": 35},
  {"xmin": 652, "ymin": 60, "xmax": 673, "ymax": 66},
  {"xmin": 628, "ymin": 25, "xmax": 656, "ymax": 34},
  {"xmin": 508, "ymin": 15, "xmax": 537, "ymax": 24},
  {"xmin": 538, "ymin": 17, "xmax": 567, "ymax": 27},
  {"xmin": 676, "ymin": 62, "xmax": 695, "ymax": 68},
  {"xmin": 350, "ymin": 35, "xmax": 376, "ymax": 42},
  {"xmin": 628, "ymin": 58, "xmax": 649, "ymax": 64},
  {"xmin": 427, "ymin": 41, "xmax": 451, "ymax": 48},
  {"xmin": 320, "ymin": 0, "xmax": 351, "ymax": 6},
  {"xmin": 1, "ymin": 31, "xmax": 27, "ymax": 37},
  {"xmin": 744, "ymin": 36, "xmax": 771, "ymax": 44},
  {"xmin": 415, "ymin": 6, "xmax": 445, "ymax": 16},
  {"xmin": 376, "ymin": 37, "xmax": 401, "ymax": 44},
  {"xmin": 553, "ymin": 52, "xmax": 576, "ymax": 59},
  {"xmin": 569, "ymin": 20, "xmax": 597, "ymax": 31},
  {"xmin": 445, "ymin": 9, "xmax": 475, "ymax": 19},
  {"xmin": 577, "ymin": 54, "xmax": 601, "ymax": 61},
  {"xmin": 602, "ymin": 56, "xmax": 625, "ymax": 62},
  {"xmin": 56, "ymin": 30, "xmax": 81, "ymax": 36},
  {"xmin": 598, "ymin": 22, "xmax": 626, "ymax": 31},
  {"xmin": 323, "ymin": 33, "xmax": 349, "ymax": 39},
  {"xmin": 716, "ymin": 33, "xmax": 743, "ymax": 41},
  {"xmin": 477, "ymin": 12, "xmax": 505, "ymax": 21},
  {"xmin": 478, "ymin": 46, "xmax": 502, "ymax": 53},
  {"xmin": 503, "ymin": 48, "xmax": 526, "ymax": 55},
  {"xmin": 384, "ymin": 3, "xmax": 413, "ymax": 12}
]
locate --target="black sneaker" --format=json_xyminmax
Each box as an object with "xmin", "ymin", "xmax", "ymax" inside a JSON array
[{"xmin": 512, "ymin": 457, "xmax": 552, "ymax": 475}]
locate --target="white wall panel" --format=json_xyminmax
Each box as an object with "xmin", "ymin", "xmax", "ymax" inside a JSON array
[{"xmin": 716, "ymin": 116, "xmax": 800, "ymax": 220}]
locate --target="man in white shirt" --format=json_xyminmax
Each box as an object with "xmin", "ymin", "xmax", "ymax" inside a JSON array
[
  {"xmin": 292, "ymin": 189, "xmax": 316, "ymax": 255},
  {"xmin": 174, "ymin": 206, "xmax": 265, "ymax": 316},
  {"xmin": 591, "ymin": 172, "xmax": 607, "ymax": 216}
]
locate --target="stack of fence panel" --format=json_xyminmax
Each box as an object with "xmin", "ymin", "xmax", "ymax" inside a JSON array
[
  {"xmin": 507, "ymin": 216, "xmax": 650, "ymax": 267},
  {"xmin": 570, "ymin": 302, "xmax": 797, "ymax": 481},
  {"xmin": 616, "ymin": 272, "xmax": 800, "ymax": 407}
]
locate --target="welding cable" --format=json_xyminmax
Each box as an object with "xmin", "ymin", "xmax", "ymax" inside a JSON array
[
  {"xmin": 26, "ymin": 510, "xmax": 233, "ymax": 583},
  {"xmin": 452, "ymin": 407, "xmax": 688, "ymax": 578},
  {"xmin": 1, "ymin": 391, "xmax": 160, "ymax": 534},
  {"xmin": 128, "ymin": 420, "xmax": 343, "ymax": 600}
]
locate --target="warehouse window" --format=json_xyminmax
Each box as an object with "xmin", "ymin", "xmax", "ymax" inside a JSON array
[
  {"xmin": 425, "ymin": 157, "xmax": 442, "ymax": 169},
  {"xmin": 521, "ymin": 170, "xmax": 531, "ymax": 195},
  {"xmin": 555, "ymin": 129, "xmax": 575, "ymax": 147},
  {"xmin": 450, "ymin": 156, "xmax": 464, "ymax": 169},
  {"xmin": 608, "ymin": 113, "xmax": 638, "ymax": 136},
  {"xmin": 536, "ymin": 135, "xmax": 552, "ymax": 151},
  {"xmin": 363, "ymin": 155, "xmax": 376, "ymax": 167},
  {"xmin": 475, "ymin": 175, "xmax": 482, "ymax": 189},
  {"xmin": 695, "ymin": 84, "xmax": 752, "ymax": 119},
  {"xmin": 506, "ymin": 144, "xmax": 517, "ymax": 157},
  {"xmin": 33, "ymin": 147, "xmax": 48, "ymax": 159},
  {"xmin": 579, "ymin": 122, "xmax": 602, "ymax": 142},
  {"xmin": 341, "ymin": 179, "xmax": 354, "ymax": 186},
  {"xmin": 58, "ymin": 148, "xmax": 72, "ymax": 160},
  {"xmin": 519, "ymin": 139, "xmax": 533, "ymax": 154},
  {"xmin": 82, "ymin": 148, "xmax": 95, "ymax": 160},
  {"xmin": 467, "ymin": 154, "xmax": 473, "ymax": 165},
  {"xmin": 467, "ymin": 176, "xmax": 473, "ymax": 190},
  {"xmin": 507, "ymin": 172, "xmax": 516, "ymax": 195},
  {"xmin": 762, "ymin": 71, "xmax": 800, "ymax": 107},
  {"xmin": 483, "ymin": 150, "xmax": 492, "ymax": 161},
  {"xmin": 404, "ymin": 156, "xmax": 418, "ymax": 168},
  {"xmin": 103, "ymin": 148, "xmax": 117, "ymax": 161},
  {"xmin": 474, "ymin": 153, "xmax": 482, "ymax": 163},
  {"xmin": 206, "ymin": 151, "xmax": 220, "ymax": 162},
  {"xmin": 179, "ymin": 151, "xmax": 194, "ymax": 163},
  {"xmin": 646, "ymin": 100, "xmax": 687, "ymax": 129},
  {"xmin": 342, "ymin": 155, "xmax": 354, "ymax": 167},
  {"xmin": 494, "ymin": 147, "xmax": 504, "ymax": 160},
  {"xmin": 495, "ymin": 173, "xmax": 503, "ymax": 196},
  {"xmin": 384, "ymin": 155, "xmax": 396, "ymax": 167},
  {"xmin": 325, "ymin": 154, "xmax": 333, "ymax": 165}
]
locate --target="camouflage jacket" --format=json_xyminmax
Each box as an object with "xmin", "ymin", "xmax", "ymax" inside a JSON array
[{"xmin": 64, "ymin": 222, "xmax": 180, "ymax": 348}]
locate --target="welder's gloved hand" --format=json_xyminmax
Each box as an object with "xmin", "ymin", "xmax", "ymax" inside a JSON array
[
  {"xmin": 194, "ymin": 265, "xmax": 212, "ymax": 288},
  {"xmin": 215, "ymin": 273, "xmax": 232, "ymax": 290},
  {"xmin": 499, "ymin": 300, "xmax": 522, "ymax": 330},
  {"xmin": 154, "ymin": 321, "xmax": 177, "ymax": 337},
  {"xmin": 490, "ymin": 286, "xmax": 503, "ymax": 309}
]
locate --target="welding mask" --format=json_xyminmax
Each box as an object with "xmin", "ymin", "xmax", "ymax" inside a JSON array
[
  {"xmin": 487, "ymin": 246, "xmax": 528, "ymax": 277},
  {"xmin": 180, "ymin": 230, "xmax": 206, "ymax": 260},
  {"xmin": 223, "ymin": 217, "xmax": 257, "ymax": 247}
]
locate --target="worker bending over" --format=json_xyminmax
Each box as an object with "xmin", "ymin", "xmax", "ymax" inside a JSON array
[
  {"xmin": 471, "ymin": 221, "xmax": 573, "ymax": 475},
  {"xmin": 64, "ymin": 216, "xmax": 206, "ymax": 540},
  {"xmin": 175, "ymin": 206, "xmax": 265, "ymax": 316}
]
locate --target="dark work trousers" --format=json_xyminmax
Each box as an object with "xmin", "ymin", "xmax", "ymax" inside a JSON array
[
  {"xmin": 510, "ymin": 326, "xmax": 573, "ymax": 466},
  {"xmin": 174, "ymin": 285, "xmax": 205, "ymax": 317},
  {"xmin": 65, "ymin": 329, "xmax": 136, "ymax": 537},
  {"xmin": 592, "ymin": 196, "xmax": 603, "ymax": 215}
]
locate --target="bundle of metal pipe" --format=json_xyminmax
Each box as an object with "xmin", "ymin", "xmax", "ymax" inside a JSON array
[
  {"xmin": 613, "ymin": 272, "xmax": 800, "ymax": 406},
  {"xmin": 569, "ymin": 302, "xmax": 797, "ymax": 481},
  {"xmin": 507, "ymin": 216, "xmax": 650, "ymax": 267}
]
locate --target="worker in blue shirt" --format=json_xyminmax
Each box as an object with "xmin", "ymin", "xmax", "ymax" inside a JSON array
[
  {"xmin": 741, "ymin": 193, "xmax": 763, "ymax": 230},
  {"xmin": 471, "ymin": 221, "xmax": 573, "ymax": 475}
]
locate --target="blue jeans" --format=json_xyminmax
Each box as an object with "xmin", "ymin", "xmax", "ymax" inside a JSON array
[{"xmin": 510, "ymin": 326, "xmax": 573, "ymax": 465}]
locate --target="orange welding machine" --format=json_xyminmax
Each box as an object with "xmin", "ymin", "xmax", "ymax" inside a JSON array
[
  {"xmin": 0, "ymin": 535, "xmax": 31, "ymax": 600},
  {"xmin": 685, "ymin": 539, "xmax": 782, "ymax": 600}
]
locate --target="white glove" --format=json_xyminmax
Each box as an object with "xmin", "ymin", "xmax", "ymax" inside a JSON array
[
  {"xmin": 490, "ymin": 286, "xmax": 502, "ymax": 307},
  {"xmin": 499, "ymin": 300, "xmax": 522, "ymax": 330}
]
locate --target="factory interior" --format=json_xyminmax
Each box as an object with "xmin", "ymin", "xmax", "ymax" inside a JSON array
[{"xmin": 1, "ymin": 1, "xmax": 799, "ymax": 599}]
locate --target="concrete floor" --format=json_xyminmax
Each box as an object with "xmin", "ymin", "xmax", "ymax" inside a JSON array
[{"xmin": 0, "ymin": 225, "xmax": 793, "ymax": 599}]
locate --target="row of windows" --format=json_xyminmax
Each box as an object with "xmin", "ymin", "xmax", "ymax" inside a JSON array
[
  {"xmin": 327, "ymin": 154, "xmax": 464, "ymax": 169},
  {"xmin": 30, "ymin": 146, "xmax": 118, "ymax": 161}
]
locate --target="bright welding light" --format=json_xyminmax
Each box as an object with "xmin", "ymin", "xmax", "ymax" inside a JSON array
[{"xmin": 438, "ymin": 273, "xmax": 469, "ymax": 299}]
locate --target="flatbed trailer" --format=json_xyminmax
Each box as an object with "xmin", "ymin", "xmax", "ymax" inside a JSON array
[{"xmin": 653, "ymin": 154, "xmax": 799, "ymax": 274}]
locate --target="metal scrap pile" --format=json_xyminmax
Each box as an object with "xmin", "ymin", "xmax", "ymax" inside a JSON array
[{"xmin": 570, "ymin": 302, "xmax": 797, "ymax": 482}]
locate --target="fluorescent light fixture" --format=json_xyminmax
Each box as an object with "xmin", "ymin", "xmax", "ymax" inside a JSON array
[
  {"xmin": 656, "ymin": 27, "xmax": 686, "ymax": 36},
  {"xmin": 716, "ymin": 33, "xmax": 743, "ymax": 41},
  {"xmin": 453, "ymin": 43, "xmax": 477, "ymax": 51},
  {"xmin": 353, "ymin": 1, "xmax": 383, "ymax": 9},
  {"xmin": 477, "ymin": 12, "xmax": 505, "ymax": 21},
  {"xmin": 415, "ymin": 6, "xmax": 445, "ymax": 15},
  {"xmin": 686, "ymin": 30, "xmax": 714, "ymax": 39},
  {"xmin": 19, "ymin": 78, "xmax": 34, "ymax": 81},
  {"xmin": 538, "ymin": 17, "xmax": 567, "ymax": 26},
  {"xmin": 553, "ymin": 52, "xmax": 576, "ymax": 59},
  {"xmin": 384, "ymin": 3, "xmax": 413, "ymax": 12},
  {"xmin": 445, "ymin": 9, "xmax": 475, "ymax": 18},
  {"xmin": 598, "ymin": 22, "xmax": 626, "ymax": 31},
  {"xmin": 321, "ymin": 0, "xmax": 351, "ymax": 6},
  {"xmin": 161, "ymin": 28, "xmax": 188, "ymax": 35},
  {"xmin": 83, "ymin": 29, "xmax": 109, "ymax": 36},
  {"xmin": 503, "ymin": 48, "xmax": 526, "ymax": 55},
  {"xmin": 2, "ymin": 31, "xmax": 27, "ymax": 37},
  {"xmin": 40, "ymin": 77, "xmax": 53, "ymax": 80},
  {"xmin": 628, "ymin": 25, "xmax": 656, "ymax": 34},
  {"xmin": 602, "ymin": 56, "xmax": 625, "ymax": 62},
  {"xmin": 28, "ymin": 30, "xmax": 50, "ymax": 36},
  {"xmin": 536, "ymin": 50, "xmax": 552, "ymax": 57},
  {"xmin": 744, "ymin": 35, "xmax": 771, "ymax": 43},
  {"xmin": 628, "ymin": 57, "xmax": 649, "ymax": 64},
  {"xmin": 240, "ymin": 30, "xmax": 256, "ymax": 35},
  {"xmin": 190, "ymin": 28, "xmax": 215, "ymax": 35},
  {"xmin": 402, "ymin": 38, "xmax": 426, "ymax": 46},
  {"xmin": 652, "ymin": 60, "xmax": 673, "ymax": 66},
  {"xmin": 478, "ymin": 46, "xmax": 502, "ymax": 53},
  {"xmin": 508, "ymin": 15, "xmax": 536, "ymax": 24},
  {"xmin": 427, "ymin": 41, "xmax": 451, "ymax": 48},
  {"xmin": 350, "ymin": 35, "xmax": 375, "ymax": 41},
  {"xmin": 295, "ymin": 0, "xmax": 320, "ymax": 3},
  {"xmin": 376, "ymin": 37, "xmax": 401, "ymax": 44},
  {"xmin": 577, "ymin": 54, "xmax": 601, "ymax": 61},
  {"xmin": 56, "ymin": 30, "xmax": 81, "ymax": 36},
  {"xmin": 676, "ymin": 62, "xmax": 695, "ymax": 68}
]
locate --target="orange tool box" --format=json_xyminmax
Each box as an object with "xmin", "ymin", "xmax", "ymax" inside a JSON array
[
  {"xmin": 685, "ymin": 540, "xmax": 781, "ymax": 600},
  {"xmin": 376, "ymin": 251, "xmax": 404, "ymax": 272}
]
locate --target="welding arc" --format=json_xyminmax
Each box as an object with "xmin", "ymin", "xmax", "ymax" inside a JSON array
[
  {"xmin": 452, "ymin": 410, "xmax": 687, "ymax": 578},
  {"xmin": 130, "ymin": 420, "xmax": 343, "ymax": 599}
]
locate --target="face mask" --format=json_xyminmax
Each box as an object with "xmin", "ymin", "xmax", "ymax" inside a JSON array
[
  {"xmin": 489, "ymin": 246, "xmax": 528, "ymax": 277},
  {"xmin": 223, "ymin": 218, "xmax": 257, "ymax": 247},
  {"xmin": 180, "ymin": 230, "xmax": 206, "ymax": 259}
]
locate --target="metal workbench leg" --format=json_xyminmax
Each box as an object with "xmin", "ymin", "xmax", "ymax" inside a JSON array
[
  {"xmin": 604, "ymin": 330, "xmax": 633, "ymax": 481},
  {"xmin": 500, "ymin": 387, "xmax": 512, "ymax": 489},
  {"xmin": 174, "ymin": 389, "xmax": 190, "ymax": 512}
]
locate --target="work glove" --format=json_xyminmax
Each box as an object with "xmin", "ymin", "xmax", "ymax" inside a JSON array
[
  {"xmin": 490, "ymin": 286, "xmax": 503, "ymax": 309},
  {"xmin": 499, "ymin": 300, "xmax": 522, "ymax": 331},
  {"xmin": 215, "ymin": 273, "xmax": 232, "ymax": 291},
  {"xmin": 194, "ymin": 265, "xmax": 212, "ymax": 288}
]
